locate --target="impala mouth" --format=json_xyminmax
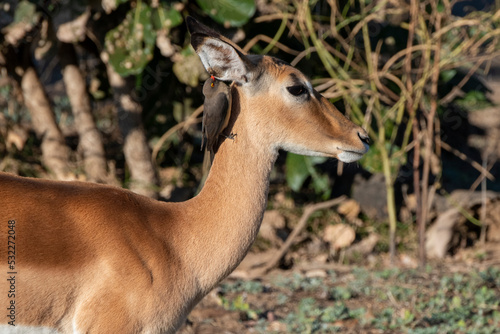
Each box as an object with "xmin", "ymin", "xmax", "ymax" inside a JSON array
[{"xmin": 337, "ymin": 143, "xmax": 369, "ymax": 163}]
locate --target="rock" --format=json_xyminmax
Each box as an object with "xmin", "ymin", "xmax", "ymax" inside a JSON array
[
  {"xmin": 426, "ymin": 209, "xmax": 461, "ymax": 258},
  {"xmin": 305, "ymin": 269, "xmax": 327, "ymax": 278},
  {"xmin": 267, "ymin": 321, "xmax": 287, "ymax": 332},
  {"xmin": 399, "ymin": 254, "xmax": 418, "ymax": 268},
  {"xmin": 352, "ymin": 173, "xmax": 388, "ymax": 220},
  {"xmin": 323, "ymin": 224, "xmax": 356, "ymax": 250},
  {"xmin": 337, "ymin": 199, "xmax": 361, "ymax": 221},
  {"xmin": 56, "ymin": 9, "xmax": 90, "ymax": 43},
  {"xmin": 6, "ymin": 125, "xmax": 28, "ymax": 151},
  {"xmin": 426, "ymin": 190, "xmax": 500, "ymax": 258},
  {"xmin": 259, "ymin": 210, "xmax": 286, "ymax": 246},
  {"xmin": 346, "ymin": 233, "xmax": 379, "ymax": 257}
]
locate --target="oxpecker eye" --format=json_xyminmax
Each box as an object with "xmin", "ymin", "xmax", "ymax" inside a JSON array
[{"xmin": 286, "ymin": 85, "xmax": 307, "ymax": 97}]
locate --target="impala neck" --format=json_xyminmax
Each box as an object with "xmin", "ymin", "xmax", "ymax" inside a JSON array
[{"xmin": 177, "ymin": 88, "xmax": 276, "ymax": 292}]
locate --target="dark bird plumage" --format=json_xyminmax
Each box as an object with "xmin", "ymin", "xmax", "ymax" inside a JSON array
[{"xmin": 202, "ymin": 76, "xmax": 232, "ymax": 161}]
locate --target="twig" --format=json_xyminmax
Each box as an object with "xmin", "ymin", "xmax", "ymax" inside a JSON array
[
  {"xmin": 406, "ymin": 0, "xmax": 421, "ymax": 268},
  {"xmin": 439, "ymin": 189, "xmax": 483, "ymax": 227},
  {"xmin": 254, "ymin": 13, "xmax": 287, "ymax": 23},
  {"xmin": 470, "ymin": 158, "xmax": 497, "ymax": 191},
  {"xmin": 242, "ymin": 35, "xmax": 300, "ymax": 55},
  {"xmin": 419, "ymin": 11, "xmax": 442, "ymax": 269},
  {"xmin": 255, "ymin": 196, "xmax": 346, "ymax": 275},
  {"xmin": 327, "ymin": 0, "xmax": 351, "ymax": 53},
  {"xmin": 295, "ymin": 262, "xmax": 351, "ymax": 273},
  {"xmin": 440, "ymin": 60, "xmax": 484, "ymax": 104},
  {"xmin": 431, "ymin": 19, "xmax": 481, "ymax": 39},
  {"xmin": 291, "ymin": 47, "xmax": 316, "ymax": 66},
  {"xmin": 381, "ymin": 44, "xmax": 438, "ymax": 74},
  {"xmin": 480, "ymin": 155, "xmax": 488, "ymax": 245},
  {"xmin": 478, "ymin": 129, "xmax": 498, "ymax": 243},
  {"xmin": 261, "ymin": 13, "xmax": 289, "ymax": 55},
  {"xmin": 323, "ymin": 42, "xmax": 363, "ymax": 72},
  {"xmin": 151, "ymin": 105, "xmax": 203, "ymax": 162},
  {"xmin": 346, "ymin": 13, "xmax": 379, "ymax": 44},
  {"xmin": 440, "ymin": 141, "xmax": 495, "ymax": 181},
  {"xmin": 470, "ymin": 125, "xmax": 499, "ymax": 192},
  {"xmin": 386, "ymin": 290, "xmax": 400, "ymax": 309}
]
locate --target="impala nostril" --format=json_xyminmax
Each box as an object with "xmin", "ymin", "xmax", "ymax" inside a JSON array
[{"xmin": 358, "ymin": 131, "xmax": 370, "ymax": 145}]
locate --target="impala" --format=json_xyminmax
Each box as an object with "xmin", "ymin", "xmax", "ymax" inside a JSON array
[{"xmin": 0, "ymin": 17, "xmax": 369, "ymax": 333}]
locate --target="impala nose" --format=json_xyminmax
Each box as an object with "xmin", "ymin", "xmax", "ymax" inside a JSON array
[
  {"xmin": 358, "ymin": 131, "xmax": 370, "ymax": 145},
  {"xmin": 358, "ymin": 131, "xmax": 370, "ymax": 152}
]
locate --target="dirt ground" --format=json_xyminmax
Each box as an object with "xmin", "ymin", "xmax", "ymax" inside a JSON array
[{"xmin": 179, "ymin": 243, "xmax": 500, "ymax": 334}]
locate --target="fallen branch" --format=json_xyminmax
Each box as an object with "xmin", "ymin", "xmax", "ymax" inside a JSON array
[{"xmin": 254, "ymin": 196, "xmax": 346, "ymax": 276}]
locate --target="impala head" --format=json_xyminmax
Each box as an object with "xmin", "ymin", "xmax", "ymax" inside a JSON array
[{"xmin": 187, "ymin": 17, "xmax": 369, "ymax": 163}]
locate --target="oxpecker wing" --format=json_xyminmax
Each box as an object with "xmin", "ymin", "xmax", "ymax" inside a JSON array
[{"xmin": 202, "ymin": 76, "xmax": 231, "ymax": 160}]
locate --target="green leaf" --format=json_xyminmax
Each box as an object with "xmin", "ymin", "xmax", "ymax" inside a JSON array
[
  {"xmin": 437, "ymin": 0, "xmax": 445, "ymax": 13},
  {"xmin": 196, "ymin": 0, "xmax": 256, "ymax": 27},
  {"xmin": 1, "ymin": 1, "xmax": 40, "ymax": 45},
  {"xmin": 152, "ymin": 4, "xmax": 183, "ymax": 30},
  {"xmin": 286, "ymin": 153, "xmax": 331, "ymax": 197},
  {"xmin": 463, "ymin": 90, "xmax": 487, "ymax": 102},
  {"xmin": 311, "ymin": 173, "xmax": 331, "ymax": 199},
  {"xmin": 440, "ymin": 69, "xmax": 456, "ymax": 83},
  {"xmin": 360, "ymin": 142, "xmax": 403, "ymax": 176},
  {"xmin": 13, "ymin": 1, "xmax": 37, "ymax": 24},
  {"xmin": 105, "ymin": 2, "xmax": 156, "ymax": 76},
  {"xmin": 359, "ymin": 145, "xmax": 383, "ymax": 174},
  {"xmin": 455, "ymin": 90, "xmax": 491, "ymax": 110},
  {"xmin": 451, "ymin": 296, "xmax": 462, "ymax": 309},
  {"xmin": 286, "ymin": 153, "xmax": 310, "ymax": 192},
  {"xmin": 115, "ymin": 0, "xmax": 129, "ymax": 6},
  {"xmin": 309, "ymin": 156, "xmax": 328, "ymax": 165}
]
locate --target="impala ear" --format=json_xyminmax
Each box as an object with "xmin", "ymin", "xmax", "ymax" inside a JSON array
[{"xmin": 187, "ymin": 16, "xmax": 254, "ymax": 84}]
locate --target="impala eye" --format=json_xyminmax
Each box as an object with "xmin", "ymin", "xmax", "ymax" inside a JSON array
[{"xmin": 286, "ymin": 85, "xmax": 307, "ymax": 96}]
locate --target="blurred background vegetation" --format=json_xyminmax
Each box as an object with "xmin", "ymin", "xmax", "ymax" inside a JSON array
[
  {"xmin": 1, "ymin": 0, "xmax": 500, "ymax": 269},
  {"xmin": 2, "ymin": 1, "xmax": 500, "ymax": 332}
]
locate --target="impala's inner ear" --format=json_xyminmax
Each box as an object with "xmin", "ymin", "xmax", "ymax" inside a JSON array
[{"xmin": 187, "ymin": 17, "xmax": 253, "ymax": 84}]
